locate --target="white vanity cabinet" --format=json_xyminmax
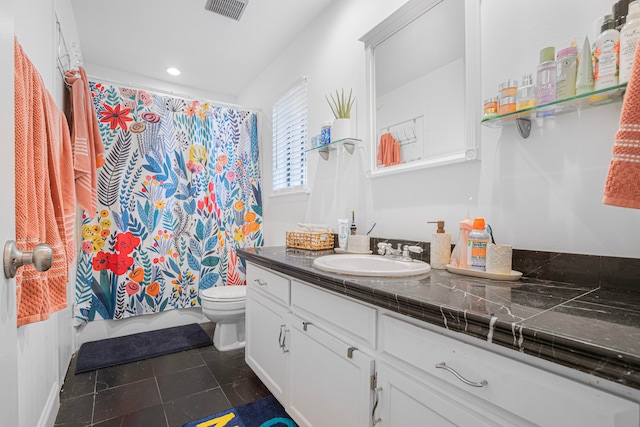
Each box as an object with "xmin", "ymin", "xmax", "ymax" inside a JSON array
[
  {"xmin": 246, "ymin": 261, "xmax": 640, "ymax": 427},
  {"xmin": 287, "ymin": 314, "xmax": 374, "ymax": 427},
  {"xmin": 245, "ymin": 265, "xmax": 290, "ymax": 403},
  {"xmin": 246, "ymin": 263, "xmax": 375, "ymax": 427}
]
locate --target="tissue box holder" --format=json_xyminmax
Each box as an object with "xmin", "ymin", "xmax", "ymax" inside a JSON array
[{"xmin": 286, "ymin": 231, "xmax": 334, "ymax": 250}]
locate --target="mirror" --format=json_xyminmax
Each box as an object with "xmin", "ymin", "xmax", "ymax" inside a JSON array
[{"xmin": 360, "ymin": 0, "xmax": 480, "ymax": 176}]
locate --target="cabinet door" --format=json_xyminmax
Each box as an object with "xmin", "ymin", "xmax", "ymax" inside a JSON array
[
  {"xmin": 287, "ymin": 315, "xmax": 374, "ymax": 427},
  {"xmin": 376, "ymin": 362, "xmax": 503, "ymax": 427},
  {"xmin": 245, "ymin": 291, "xmax": 288, "ymax": 403}
]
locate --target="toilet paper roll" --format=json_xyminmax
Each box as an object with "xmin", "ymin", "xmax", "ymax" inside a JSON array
[{"xmin": 486, "ymin": 244, "xmax": 512, "ymax": 275}]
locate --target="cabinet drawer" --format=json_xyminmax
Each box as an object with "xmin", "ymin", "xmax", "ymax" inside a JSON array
[
  {"xmin": 246, "ymin": 263, "xmax": 290, "ymax": 305},
  {"xmin": 380, "ymin": 314, "xmax": 639, "ymax": 427},
  {"xmin": 291, "ymin": 281, "xmax": 377, "ymax": 348}
]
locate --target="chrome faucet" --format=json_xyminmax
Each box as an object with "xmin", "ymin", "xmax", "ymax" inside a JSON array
[
  {"xmin": 377, "ymin": 242, "xmax": 402, "ymax": 257},
  {"xmin": 378, "ymin": 242, "xmax": 423, "ymax": 261},
  {"xmin": 401, "ymin": 245, "xmax": 424, "ymax": 261}
]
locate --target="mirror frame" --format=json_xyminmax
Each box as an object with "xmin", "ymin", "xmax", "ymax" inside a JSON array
[{"xmin": 360, "ymin": 0, "xmax": 481, "ymax": 177}]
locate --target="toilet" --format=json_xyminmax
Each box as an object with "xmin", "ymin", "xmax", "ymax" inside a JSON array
[{"xmin": 200, "ymin": 285, "xmax": 247, "ymax": 351}]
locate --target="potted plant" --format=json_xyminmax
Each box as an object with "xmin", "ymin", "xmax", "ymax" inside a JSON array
[{"xmin": 326, "ymin": 89, "xmax": 355, "ymax": 142}]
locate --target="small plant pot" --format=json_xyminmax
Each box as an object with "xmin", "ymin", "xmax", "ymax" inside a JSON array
[{"xmin": 331, "ymin": 118, "xmax": 352, "ymax": 142}]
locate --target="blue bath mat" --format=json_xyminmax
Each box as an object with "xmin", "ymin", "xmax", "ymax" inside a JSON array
[
  {"xmin": 75, "ymin": 323, "xmax": 212, "ymax": 373},
  {"xmin": 182, "ymin": 395, "xmax": 297, "ymax": 427}
]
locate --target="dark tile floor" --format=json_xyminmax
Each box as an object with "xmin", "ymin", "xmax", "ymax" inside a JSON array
[{"xmin": 54, "ymin": 323, "xmax": 271, "ymax": 427}]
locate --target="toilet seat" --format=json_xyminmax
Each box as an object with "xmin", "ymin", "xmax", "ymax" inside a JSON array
[{"xmin": 201, "ymin": 286, "xmax": 246, "ymax": 302}]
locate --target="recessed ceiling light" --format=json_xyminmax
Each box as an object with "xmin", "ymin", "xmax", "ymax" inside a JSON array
[{"xmin": 166, "ymin": 67, "xmax": 181, "ymax": 76}]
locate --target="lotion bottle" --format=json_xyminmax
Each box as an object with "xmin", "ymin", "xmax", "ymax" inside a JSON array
[
  {"xmin": 449, "ymin": 218, "xmax": 472, "ymax": 268},
  {"xmin": 620, "ymin": 0, "xmax": 640, "ymax": 84},
  {"xmin": 576, "ymin": 36, "xmax": 595, "ymax": 95},
  {"xmin": 428, "ymin": 221, "xmax": 450, "ymax": 269},
  {"xmin": 594, "ymin": 14, "xmax": 620, "ymax": 90},
  {"xmin": 536, "ymin": 46, "xmax": 556, "ymax": 117},
  {"xmin": 516, "ymin": 73, "xmax": 537, "ymax": 112},
  {"xmin": 556, "ymin": 46, "xmax": 578, "ymax": 100}
]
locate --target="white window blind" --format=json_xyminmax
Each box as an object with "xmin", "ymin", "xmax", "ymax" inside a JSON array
[{"xmin": 272, "ymin": 79, "xmax": 308, "ymax": 194}]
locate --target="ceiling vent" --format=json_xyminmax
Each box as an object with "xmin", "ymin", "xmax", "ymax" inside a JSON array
[{"xmin": 205, "ymin": 0, "xmax": 249, "ymax": 21}]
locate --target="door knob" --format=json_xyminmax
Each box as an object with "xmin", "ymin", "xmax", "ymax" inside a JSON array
[{"xmin": 3, "ymin": 240, "xmax": 53, "ymax": 279}]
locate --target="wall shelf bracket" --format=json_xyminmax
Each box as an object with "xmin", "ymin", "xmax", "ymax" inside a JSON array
[
  {"xmin": 516, "ymin": 118, "xmax": 531, "ymax": 138},
  {"xmin": 308, "ymin": 138, "xmax": 361, "ymax": 161},
  {"xmin": 318, "ymin": 146, "xmax": 330, "ymax": 160},
  {"xmin": 343, "ymin": 141, "xmax": 355, "ymax": 154}
]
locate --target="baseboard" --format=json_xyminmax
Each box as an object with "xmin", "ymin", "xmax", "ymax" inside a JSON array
[{"xmin": 37, "ymin": 381, "xmax": 60, "ymax": 427}]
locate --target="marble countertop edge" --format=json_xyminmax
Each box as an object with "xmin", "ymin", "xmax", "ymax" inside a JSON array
[{"xmin": 239, "ymin": 247, "xmax": 640, "ymax": 391}]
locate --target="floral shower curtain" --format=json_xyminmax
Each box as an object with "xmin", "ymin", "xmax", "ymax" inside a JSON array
[{"xmin": 73, "ymin": 82, "xmax": 262, "ymax": 325}]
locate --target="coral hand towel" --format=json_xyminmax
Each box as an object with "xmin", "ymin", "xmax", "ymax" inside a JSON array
[
  {"xmin": 65, "ymin": 66, "xmax": 105, "ymax": 214},
  {"xmin": 377, "ymin": 133, "xmax": 401, "ymax": 167},
  {"xmin": 603, "ymin": 43, "xmax": 640, "ymax": 209}
]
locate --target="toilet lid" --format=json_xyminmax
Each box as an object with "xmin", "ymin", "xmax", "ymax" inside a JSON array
[{"xmin": 201, "ymin": 285, "xmax": 246, "ymax": 301}]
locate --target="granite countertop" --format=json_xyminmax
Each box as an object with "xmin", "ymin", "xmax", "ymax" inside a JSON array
[{"xmin": 238, "ymin": 246, "xmax": 640, "ymax": 391}]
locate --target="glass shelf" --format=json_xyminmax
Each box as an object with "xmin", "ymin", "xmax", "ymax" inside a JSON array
[
  {"xmin": 306, "ymin": 138, "xmax": 361, "ymax": 160},
  {"xmin": 481, "ymin": 83, "xmax": 627, "ymax": 138}
]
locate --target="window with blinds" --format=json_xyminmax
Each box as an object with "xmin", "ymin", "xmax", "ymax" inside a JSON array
[{"xmin": 272, "ymin": 79, "xmax": 308, "ymax": 194}]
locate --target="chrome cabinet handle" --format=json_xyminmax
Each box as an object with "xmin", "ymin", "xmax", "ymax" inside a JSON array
[
  {"xmin": 279, "ymin": 324, "xmax": 289, "ymax": 353},
  {"xmin": 372, "ymin": 386, "xmax": 382, "ymax": 425},
  {"xmin": 278, "ymin": 324, "xmax": 285, "ymax": 348},
  {"xmin": 254, "ymin": 278, "xmax": 267, "ymax": 286},
  {"xmin": 435, "ymin": 362, "xmax": 488, "ymax": 388}
]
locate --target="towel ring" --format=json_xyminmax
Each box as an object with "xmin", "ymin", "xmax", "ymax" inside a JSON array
[{"xmin": 3, "ymin": 240, "xmax": 53, "ymax": 279}]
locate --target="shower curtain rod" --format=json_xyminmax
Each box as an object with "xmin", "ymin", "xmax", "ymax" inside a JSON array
[{"xmin": 87, "ymin": 74, "xmax": 262, "ymax": 114}]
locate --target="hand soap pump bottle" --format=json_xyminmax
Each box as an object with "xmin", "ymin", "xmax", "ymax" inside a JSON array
[
  {"xmin": 620, "ymin": 0, "xmax": 640, "ymax": 84},
  {"xmin": 428, "ymin": 221, "xmax": 451, "ymax": 269},
  {"xmin": 594, "ymin": 14, "xmax": 620, "ymax": 90},
  {"xmin": 467, "ymin": 218, "xmax": 490, "ymax": 271}
]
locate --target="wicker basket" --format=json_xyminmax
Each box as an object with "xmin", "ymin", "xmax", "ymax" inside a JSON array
[{"xmin": 286, "ymin": 231, "xmax": 334, "ymax": 250}]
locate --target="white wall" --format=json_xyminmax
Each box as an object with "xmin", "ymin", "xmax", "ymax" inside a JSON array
[
  {"xmin": 239, "ymin": 0, "xmax": 640, "ymax": 259},
  {"xmin": 238, "ymin": 0, "xmax": 407, "ymax": 247}
]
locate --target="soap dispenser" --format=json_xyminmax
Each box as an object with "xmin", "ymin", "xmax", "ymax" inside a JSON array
[{"xmin": 428, "ymin": 221, "xmax": 451, "ymax": 269}]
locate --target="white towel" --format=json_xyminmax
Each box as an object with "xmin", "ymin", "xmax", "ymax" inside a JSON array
[{"xmin": 296, "ymin": 223, "xmax": 333, "ymax": 233}]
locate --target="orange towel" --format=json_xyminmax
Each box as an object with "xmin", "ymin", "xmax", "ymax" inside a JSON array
[
  {"xmin": 376, "ymin": 132, "xmax": 401, "ymax": 167},
  {"xmin": 14, "ymin": 39, "xmax": 72, "ymax": 326},
  {"xmin": 44, "ymin": 91, "xmax": 76, "ymax": 269},
  {"xmin": 603, "ymin": 43, "xmax": 640, "ymax": 209},
  {"xmin": 65, "ymin": 66, "xmax": 105, "ymax": 215}
]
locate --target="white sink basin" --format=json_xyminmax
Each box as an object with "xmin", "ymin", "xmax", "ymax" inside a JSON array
[{"xmin": 313, "ymin": 254, "xmax": 431, "ymax": 277}]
